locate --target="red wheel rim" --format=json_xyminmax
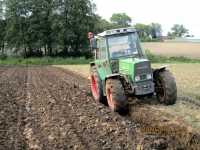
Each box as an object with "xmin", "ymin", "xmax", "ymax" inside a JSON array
[
  {"xmin": 107, "ymin": 88, "xmax": 115, "ymax": 110},
  {"xmin": 91, "ymin": 75, "xmax": 99, "ymax": 99}
]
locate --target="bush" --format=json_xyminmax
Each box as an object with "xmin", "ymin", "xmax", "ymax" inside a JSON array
[
  {"xmin": 141, "ymin": 37, "xmax": 162, "ymax": 42},
  {"xmin": 0, "ymin": 56, "xmax": 91, "ymax": 65},
  {"xmin": 145, "ymin": 49, "xmax": 166, "ymax": 63},
  {"xmin": 0, "ymin": 54, "xmax": 8, "ymax": 60}
]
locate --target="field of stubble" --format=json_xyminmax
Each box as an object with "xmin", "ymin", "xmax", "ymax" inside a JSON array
[{"xmin": 142, "ymin": 42, "xmax": 200, "ymax": 59}]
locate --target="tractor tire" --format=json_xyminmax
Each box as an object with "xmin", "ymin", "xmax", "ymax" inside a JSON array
[
  {"xmin": 154, "ymin": 70, "xmax": 177, "ymax": 105},
  {"xmin": 90, "ymin": 66, "xmax": 106, "ymax": 104},
  {"xmin": 106, "ymin": 79, "xmax": 128, "ymax": 114}
]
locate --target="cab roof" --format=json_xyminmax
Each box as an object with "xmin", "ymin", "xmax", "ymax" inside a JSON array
[{"xmin": 98, "ymin": 27, "xmax": 137, "ymax": 37}]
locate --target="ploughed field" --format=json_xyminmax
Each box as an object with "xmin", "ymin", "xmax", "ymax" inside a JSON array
[{"xmin": 0, "ymin": 66, "xmax": 200, "ymax": 150}]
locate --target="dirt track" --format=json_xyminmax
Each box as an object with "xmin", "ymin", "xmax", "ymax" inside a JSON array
[{"xmin": 0, "ymin": 66, "xmax": 199, "ymax": 150}]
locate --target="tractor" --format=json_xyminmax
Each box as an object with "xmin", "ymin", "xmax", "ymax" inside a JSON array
[{"xmin": 88, "ymin": 28, "xmax": 177, "ymax": 113}]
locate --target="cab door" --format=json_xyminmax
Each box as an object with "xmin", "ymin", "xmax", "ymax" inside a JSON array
[{"xmin": 95, "ymin": 38, "xmax": 112, "ymax": 81}]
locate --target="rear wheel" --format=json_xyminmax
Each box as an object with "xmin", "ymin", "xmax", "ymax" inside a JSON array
[
  {"xmin": 90, "ymin": 66, "xmax": 106, "ymax": 104},
  {"xmin": 154, "ymin": 70, "xmax": 177, "ymax": 105},
  {"xmin": 106, "ymin": 79, "xmax": 128, "ymax": 114}
]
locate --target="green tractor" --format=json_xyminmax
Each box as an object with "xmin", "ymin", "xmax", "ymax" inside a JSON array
[{"xmin": 88, "ymin": 28, "xmax": 177, "ymax": 113}]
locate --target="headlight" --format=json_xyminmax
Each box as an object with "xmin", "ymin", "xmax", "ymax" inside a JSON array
[
  {"xmin": 135, "ymin": 76, "xmax": 140, "ymax": 82},
  {"xmin": 147, "ymin": 74, "xmax": 152, "ymax": 80}
]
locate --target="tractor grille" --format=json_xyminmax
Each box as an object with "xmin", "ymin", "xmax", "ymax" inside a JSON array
[
  {"xmin": 140, "ymin": 74, "xmax": 147, "ymax": 80},
  {"xmin": 135, "ymin": 61, "xmax": 151, "ymax": 77}
]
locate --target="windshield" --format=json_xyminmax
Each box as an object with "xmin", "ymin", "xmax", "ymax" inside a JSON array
[{"xmin": 108, "ymin": 33, "xmax": 143, "ymax": 58}]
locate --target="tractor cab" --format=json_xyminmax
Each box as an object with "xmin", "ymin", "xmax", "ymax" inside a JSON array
[{"xmin": 91, "ymin": 28, "xmax": 146, "ymax": 60}]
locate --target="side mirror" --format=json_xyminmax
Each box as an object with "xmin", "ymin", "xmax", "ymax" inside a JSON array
[{"xmin": 90, "ymin": 38, "xmax": 97, "ymax": 50}]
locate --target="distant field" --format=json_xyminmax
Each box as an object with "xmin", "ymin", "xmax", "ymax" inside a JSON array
[
  {"xmin": 56, "ymin": 64, "xmax": 200, "ymax": 100},
  {"xmin": 142, "ymin": 42, "xmax": 200, "ymax": 59}
]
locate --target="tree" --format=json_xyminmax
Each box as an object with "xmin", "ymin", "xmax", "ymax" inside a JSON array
[
  {"xmin": 3, "ymin": 0, "xmax": 96, "ymax": 57},
  {"xmin": 55, "ymin": 0, "xmax": 95, "ymax": 56},
  {"xmin": 0, "ymin": 0, "xmax": 6, "ymax": 54},
  {"xmin": 5, "ymin": 0, "xmax": 31, "ymax": 56},
  {"xmin": 134, "ymin": 23, "xmax": 151, "ymax": 40},
  {"xmin": 134, "ymin": 23, "xmax": 163, "ymax": 41},
  {"xmin": 0, "ymin": 20, "xmax": 6, "ymax": 54},
  {"xmin": 0, "ymin": 0, "xmax": 5, "ymax": 20},
  {"xmin": 110, "ymin": 13, "xmax": 132, "ymax": 27},
  {"xmin": 92, "ymin": 15, "xmax": 116, "ymax": 33},
  {"xmin": 150, "ymin": 23, "xmax": 162, "ymax": 38},
  {"xmin": 171, "ymin": 24, "xmax": 188, "ymax": 37}
]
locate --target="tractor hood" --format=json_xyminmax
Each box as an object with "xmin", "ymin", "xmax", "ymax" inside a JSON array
[{"xmin": 119, "ymin": 58, "xmax": 152, "ymax": 82}]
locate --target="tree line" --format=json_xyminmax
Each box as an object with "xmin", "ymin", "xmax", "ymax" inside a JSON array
[
  {"xmin": 0, "ymin": 0, "xmax": 98, "ymax": 57},
  {"xmin": 0, "ymin": 0, "xmax": 189, "ymax": 58}
]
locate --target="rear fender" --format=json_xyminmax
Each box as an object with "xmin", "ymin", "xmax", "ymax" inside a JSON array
[
  {"xmin": 105, "ymin": 73, "xmax": 121, "ymax": 81},
  {"xmin": 153, "ymin": 65, "xmax": 168, "ymax": 78}
]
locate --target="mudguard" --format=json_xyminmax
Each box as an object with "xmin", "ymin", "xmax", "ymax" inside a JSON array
[
  {"xmin": 153, "ymin": 65, "xmax": 168, "ymax": 77},
  {"xmin": 105, "ymin": 73, "xmax": 121, "ymax": 81}
]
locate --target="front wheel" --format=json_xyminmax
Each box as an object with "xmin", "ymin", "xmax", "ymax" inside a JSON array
[
  {"xmin": 106, "ymin": 79, "xmax": 128, "ymax": 114},
  {"xmin": 154, "ymin": 70, "xmax": 177, "ymax": 105}
]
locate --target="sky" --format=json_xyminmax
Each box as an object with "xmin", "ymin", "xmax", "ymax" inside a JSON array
[{"xmin": 93, "ymin": 0, "xmax": 200, "ymax": 37}]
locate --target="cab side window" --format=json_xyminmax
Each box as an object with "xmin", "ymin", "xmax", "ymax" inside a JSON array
[
  {"xmin": 96, "ymin": 40, "xmax": 100, "ymax": 59},
  {"xmin": 99, "ymin": 38, "xmax": 107, "ymax": 59}
]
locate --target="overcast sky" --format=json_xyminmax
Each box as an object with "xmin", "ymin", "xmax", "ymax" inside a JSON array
[{"xmin": 93, "ymin": 0, "xmax": 200, "ymax": 37}]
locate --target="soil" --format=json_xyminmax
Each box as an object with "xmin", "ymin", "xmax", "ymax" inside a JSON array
[{"xmin": 0, "ymin": 66, "xmax": 199, "ymax": 150}]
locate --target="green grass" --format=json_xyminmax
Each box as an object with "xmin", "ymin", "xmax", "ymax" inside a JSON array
[
  {"xmin": 0, "ymin": 51, "xmax": 200, "ymax": 65},
  {"xmin": 0, "ymin": 57, "xmax": 91, "ymax": 65}
]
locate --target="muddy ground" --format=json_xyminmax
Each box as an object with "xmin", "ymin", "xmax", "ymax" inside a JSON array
[{"xmin": 0, "ymin": 66, "xmax": 199, "ymax": 150}]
